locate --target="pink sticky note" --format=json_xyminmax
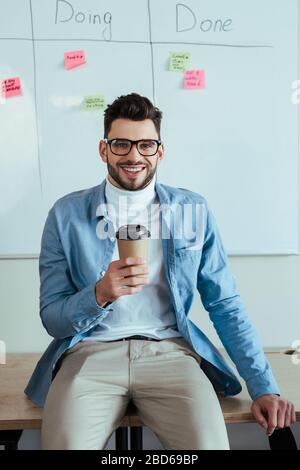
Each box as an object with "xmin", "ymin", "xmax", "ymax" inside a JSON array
[
  {"xmin": 184, "ymin": 70, "xmax": 205, "ymax": 90},
  {"xmin": 64, "ymin": 50, "xmax": 86, "ymax": 70},
  {"xmin": 1, "ymin": 77, "xmax": 21, "ymax": 98}
]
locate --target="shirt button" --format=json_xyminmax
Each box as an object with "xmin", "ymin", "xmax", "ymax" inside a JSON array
[
  {"xmin": 100, "ymin": 270, "xmax": 106, "ymax": 276},
  {"xmin": 110, "ymin": 237, "xmax": 115, "ymax": 242}
]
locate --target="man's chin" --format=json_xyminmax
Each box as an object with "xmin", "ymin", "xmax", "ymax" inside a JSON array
[
  {"xmin": 118, "ymin": 178, "xmax": 148, "ymax": 191},
  {"xmin": 107, "ymin": 166, "xmax": 155, "ymax": 191},
  {"xmin": 115, "ymin": 171, "xmax": 154, "ymax": 191}
]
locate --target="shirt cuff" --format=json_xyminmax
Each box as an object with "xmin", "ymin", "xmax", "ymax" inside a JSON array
[
  {"xmin": 73, "ymin": 283, "xmax": 113, "ymax": 334},
  {"xmin": 246, "ymin": 368, "xmax": 281, "ymax": 401}
]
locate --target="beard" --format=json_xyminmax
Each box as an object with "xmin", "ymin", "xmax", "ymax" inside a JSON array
[{"xmin": 106, "ymin": 157, "xmax": 158, "ymax": 191}]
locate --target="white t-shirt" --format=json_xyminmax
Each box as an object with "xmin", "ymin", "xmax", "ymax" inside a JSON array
[{"xmin": 83, "ymin": 176, "xmax": 181, "ymax": 341}]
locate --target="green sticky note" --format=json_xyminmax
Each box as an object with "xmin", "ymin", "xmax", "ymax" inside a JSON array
[
  {"xmin": 84, "ymin": 95, "xmax": 105, "ymax": 110},
  {"xmin": 169, "ymin": 52, "xmax": 191, "ymax": 72}
]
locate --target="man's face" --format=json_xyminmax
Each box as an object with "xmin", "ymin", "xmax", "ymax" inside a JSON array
[{"xmin": 99, "ymin": 118, "xmax": 164, "ymax": 191}]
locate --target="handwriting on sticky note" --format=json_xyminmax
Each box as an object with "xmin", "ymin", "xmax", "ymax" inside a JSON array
[
  {"xmin": 169, "ymin": 52, "xmax": 191, "ymax": 72},
  {"xmin": 1, "ymin": 77, "xmax": 21, "ymax": 98},
  {"xmin": 64, "ymin": 50, "xmax": 86, "ymax": 70},
  {"xmin": 83, "ymin": 95, "xmax": 105, "ymax": 110},
  {"xmin": 184, "ymin": 70, "xmax": 206, "ymax": 89}
]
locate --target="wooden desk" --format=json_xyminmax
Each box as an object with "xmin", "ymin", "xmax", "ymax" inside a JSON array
[
  {"xmin": 0, "ymin": 351, "xmax": 299, "ymax": 449},
  {"xmin": 219, "ymin": 349, "xmax": 300, "ymax": 424}
]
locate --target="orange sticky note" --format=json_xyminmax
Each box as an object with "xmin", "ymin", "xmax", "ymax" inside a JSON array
[
  {"xmin": 1, "ymin": 77, "xmax": 21, "ymax": 98},
  {"xmin": 184, "ymin": 70, "xmax": 205, "ymax": 90},
  {"xmin": 64, "ymin": 50, "xmax": 86, "ymax": 70}
]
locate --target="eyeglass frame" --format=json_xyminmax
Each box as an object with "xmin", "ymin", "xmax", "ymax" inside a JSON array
[{"xmin": 103, "ymin": 138, "xmax": 162, "ymax": 157}]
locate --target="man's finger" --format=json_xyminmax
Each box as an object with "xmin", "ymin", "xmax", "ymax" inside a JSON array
[
  {"xmin": 291, "ymin": 404, "xmax": 297, "ymax": 424},
  {"xmin": 266, "ymin": 404, "xmax": 278, "ymax": 436},
  {"xmin": 277, "ymin": 402, "xmax": 287, "ymax": 429},
  {"xmin": 283, "ymin": 404, "xmax": 292, "ymax": 428},
  {"xmin": 110, "ymin": 257, "xmax": 146, "ymax": 270},
  {"xmin": 119, "ymin": 275, "xmax": 149, "ymax": 287},
  {"xmin": 252, "ymin": 404, "xmax": 268, "ymax": 431},
  {"xmin": 119, "ymin": 257, "xmax": 146, "ymax": 267},
  {"xmin": 118, "ymin": 265, "xmax": 149, "ymax": 278}
]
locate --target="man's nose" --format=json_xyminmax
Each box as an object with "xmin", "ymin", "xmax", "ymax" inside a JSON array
[{"xmin": 127, "ymin": 144, "xmax": 142, "ymax": 161}]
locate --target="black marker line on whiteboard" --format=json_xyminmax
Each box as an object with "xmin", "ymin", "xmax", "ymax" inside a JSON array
[
  {"xmin": 0, "ymin": 38, "xmax": 149, "ymax": 44},
  {"xmin": 29, "ymin": 0, "xmax": 43, "ymax": 195},
  {"xmin": 153, "ymin": 41, "xmax": 273, "ymax": 49},
  {"xmin": 147, "ymin": 0, "xmax": 156, "ymax": 104},
  {"xmin": 0, "ymin": 37, "xmax": 273, "ymax": 49},
  {"xmin": 0, "ymin": 37, "xmax": 33, "ymax": 41}
]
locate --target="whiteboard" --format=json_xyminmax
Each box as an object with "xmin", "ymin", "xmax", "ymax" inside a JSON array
[{"xmin": 0, "ymin": 0, "xmax": 299, "ymax": 256}]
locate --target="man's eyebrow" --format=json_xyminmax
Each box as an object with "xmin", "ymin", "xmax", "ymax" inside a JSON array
[{"xmin": 106, "ymin": 138, "xmax": 159, "ymax": 140}]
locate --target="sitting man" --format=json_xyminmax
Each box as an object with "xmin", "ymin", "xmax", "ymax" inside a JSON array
[{"xmin": 25, "ymin": 93, "xmax": 295, "ymax": 450}]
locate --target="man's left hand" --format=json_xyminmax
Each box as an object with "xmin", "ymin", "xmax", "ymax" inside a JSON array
[{"xmin": 251, "ymin": 394, "xmax": 296, "ymax": 436}]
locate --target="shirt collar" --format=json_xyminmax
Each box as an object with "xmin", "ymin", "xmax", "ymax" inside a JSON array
[{"xmin": 90, "ymin": 178, "xmax": 171, "ymax": 220}]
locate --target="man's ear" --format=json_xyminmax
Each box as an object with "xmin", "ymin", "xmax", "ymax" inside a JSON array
[
  {"xmin": 99, "ymin": 140, "xmax": 108, "ymax": 163},
  {"xmin": 157, "ymin": 143, "xmax": 164, "ymax": 165}
]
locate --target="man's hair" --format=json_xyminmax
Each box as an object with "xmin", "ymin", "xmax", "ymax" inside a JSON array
[{"xmin": 104, "ymin": 93, "xmax": 162, "ymax": 138}]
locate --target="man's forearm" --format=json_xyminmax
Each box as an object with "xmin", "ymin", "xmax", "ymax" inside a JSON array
[
  {"xmin": 208, "ymin": 297, "xmax": 280, "ymax": 400},
  {"xmin": 40, "ymin": 283, "xmax": 112, "ymax": 339}
]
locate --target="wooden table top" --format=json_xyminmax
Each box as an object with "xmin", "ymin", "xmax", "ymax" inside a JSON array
[
  {"xmin": 220, "ymin": 350, "xmax": 300, "ymax": 423},
  {"xmin": 0, "ymin": 350, "xmax": 299, "ymax": 430}
]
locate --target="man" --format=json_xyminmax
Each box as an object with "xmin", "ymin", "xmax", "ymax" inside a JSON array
[{"xmin": 25, "ymin": 93, "xmax": 296, "ymax": 450}]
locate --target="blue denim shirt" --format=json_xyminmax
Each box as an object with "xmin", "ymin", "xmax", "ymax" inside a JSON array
[{"xmin": 24, "ymin": 179, "xmax": 280, "ymax": 406}]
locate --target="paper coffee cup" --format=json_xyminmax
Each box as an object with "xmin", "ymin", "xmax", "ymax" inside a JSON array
[{"xmin": 116, "ymin": 224, "xmax": 151, "ymax": 262}]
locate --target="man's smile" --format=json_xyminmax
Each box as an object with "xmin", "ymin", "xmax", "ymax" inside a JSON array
[{"xmin": 119, "ymin": 165, "xmax": 147, "ymax": 178}]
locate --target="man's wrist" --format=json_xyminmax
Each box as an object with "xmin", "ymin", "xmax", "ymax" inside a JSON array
[
  {"xmin": 95, "ymin": 282, "xmax": 110, "ymax": 308},
  {"xmin": 96, "ymin": 295, "xmax": 110, "ymax": 308}
]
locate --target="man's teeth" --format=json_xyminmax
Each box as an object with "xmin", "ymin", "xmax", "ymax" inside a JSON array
[{"xmin": 122, "ymin": 167, "xmax": 144, "ymax": 172}]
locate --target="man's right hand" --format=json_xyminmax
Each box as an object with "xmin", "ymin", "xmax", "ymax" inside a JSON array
[{"xmin": 95, "ymin": 257, "xmax": 149, "ymax": 307}]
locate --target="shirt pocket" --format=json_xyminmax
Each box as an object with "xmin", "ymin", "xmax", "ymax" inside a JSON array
[
  {"xmin": 175, "ymin": 245, "xmax": 202, "ymax": 265},
  {"xmin": 174, "ymin": 246, "xmax": 202, "ymax": 293}
]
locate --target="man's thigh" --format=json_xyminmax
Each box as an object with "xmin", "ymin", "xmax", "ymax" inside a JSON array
[
  {"xmin": 42, "ymin": 341, "xmax": 130, "ymax": 450},
  {"xmin": 130, "ymin": 338, "xmax": 229, "ymax": 450}
]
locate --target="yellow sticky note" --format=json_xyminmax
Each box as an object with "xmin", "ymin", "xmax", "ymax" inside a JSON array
[
  {"xmin": 83, "ymin": 95, "xmax": 105, "ymax": 110},
  {"xmin": 169, "ymin": 52, "xmax": 191, "ymax": 72}
]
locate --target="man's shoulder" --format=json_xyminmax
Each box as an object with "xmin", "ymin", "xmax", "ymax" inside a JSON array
[{"xmin": 157, "ymin": 182, "xmax": 208, "ymax": 206}]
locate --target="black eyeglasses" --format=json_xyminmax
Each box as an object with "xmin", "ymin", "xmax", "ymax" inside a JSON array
[{"xmin": 104, "ymin": 138, "xmax": 162, "ymax": 157}]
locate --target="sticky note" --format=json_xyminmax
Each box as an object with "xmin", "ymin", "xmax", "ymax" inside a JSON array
[
  {"xmin": 83, "ymin": 95, "xmax": 105, "ymax": 110},
  {"xmin": 184, "ymin": 70, "xmax": 206, "ymax": 90},
  {"xmin": 169, "ymin": 52, "xmax": 191, "ymax": 72},
  {"xmin": 1, "ymin": 77, "xmax": 21, "ymax": 98},
  {"xmin": 64, "ymin": 50, "xmax": 86, "ymax": 70}
]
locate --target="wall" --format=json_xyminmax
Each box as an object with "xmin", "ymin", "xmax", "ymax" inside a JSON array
[{"xmin": 1, "ymin": 0, "xmax": 299, "ymax": 257}]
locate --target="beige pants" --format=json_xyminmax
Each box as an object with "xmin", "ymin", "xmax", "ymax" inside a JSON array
[{"xmin": 41, "ymin": 337, "xmax": 229, "ymax": 450}]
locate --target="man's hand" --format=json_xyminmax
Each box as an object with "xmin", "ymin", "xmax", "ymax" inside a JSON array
[
  {"xmin": 251, "ymin": 394, "xmax": 296, "ymax": 436},
  {"xmin": 95, "ymin": 257, "xmax": 149, "ymax": 307}
]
